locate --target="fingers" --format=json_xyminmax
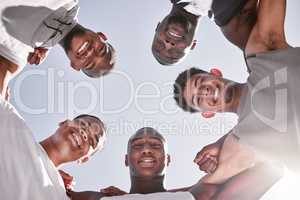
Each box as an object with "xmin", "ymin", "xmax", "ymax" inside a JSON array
[
  {"xmin": 59, "ymin": 170, "xmax": 76, "ymax": 191},
  {"xmin": 100, "ymin": 186, "xmax": 127, "ymax": 196},
  {"xmin": 198, "ymin": 156, "xmax": 218, "ymax": 174},
  {"xmin": 27, "ymin": 47, "xmax": 48, "ymax": 65},
  {"xmin": 59, "ymin": 170, "xmax": 73, "ymax": 182}
]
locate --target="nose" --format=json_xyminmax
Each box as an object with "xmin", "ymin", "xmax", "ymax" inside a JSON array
[
  {"xmin": 80, "ymin": 128, "xmax": 88, "ymax": 141},
  {"xmin": 199, "ymin": 85, "xmax": 211, "ymax": 96},
  {"xmin": 141, "ymin": 144, "xmax": 153, "ymax": 155},
  {"xmin": 164, "ymin": 39, "xmax": 176, "ymax": 48}
]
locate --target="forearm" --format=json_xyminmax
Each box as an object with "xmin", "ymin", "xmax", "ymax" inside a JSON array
[
  {"xmin": 189, "ymin": 182, "xmax": 218, "ymax": 200},
  {"xmin": 245, "ymin": 0, "xmax": 288, "ymax": 54},
  {"xmin": 200, "ymin": 134, "xmax": 256, "ymax": 184},
  {"xmin": 69, "ymin": 191, "xmax": 105, "ymax": 200},
  {"xmin": 212, "ymin": 163, "xmax": 283, "ymax": 200},
  {"xmin": 220, "ymin": 0, "xmax": 258, "ymax": 50}
]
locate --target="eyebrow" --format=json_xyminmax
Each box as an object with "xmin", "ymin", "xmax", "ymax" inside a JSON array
[{"xmin": 131, "ymin": 136, "xmax": 163, "ymax": 144}]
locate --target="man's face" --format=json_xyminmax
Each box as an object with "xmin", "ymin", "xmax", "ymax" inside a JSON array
[
  {"xmin": 126, "ymin": 132, "xmax": 169, "ymax": 178},
  {"xmin": 152, "ymin": 16, "xmax": 196, "ymax": 65},
  {"xmin": 54, "ymin": 116, "xmax": 104, "ymax": 162},
  {"xmin": 183, "ymin": 73, "xmax": 236, "ymax": 112},
  {"xmin": 66, "ymin": 31, "xmax": 113, "ymax": 77}
]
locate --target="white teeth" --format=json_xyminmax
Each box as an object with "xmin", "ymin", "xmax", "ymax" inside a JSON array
[
  {"xmin": 78, "ymin": 42, "xmax": 88, "ymax": 54},
  {"xmin": 169, "ymin": 31, "xmax": 182, "ymax": 38},
  {"xmin": 140, "ymin": 159, "xmax": 155, "ymax": 163},
  {"xmin": 214, "ymin": 88, "xmax": 219, "ymax": 102}
]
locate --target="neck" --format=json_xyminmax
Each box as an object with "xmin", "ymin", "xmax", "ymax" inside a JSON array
[
  {"xmin": 40, "ymin": 137, "xmax": 64, "ymax": 167},
  {"xmin": 229, "ymin": 83, "xmax": 247, "ymax": 113},
  {"xmin": 129, "ymin": 175, "xmax": 166, "ymax": 194}
]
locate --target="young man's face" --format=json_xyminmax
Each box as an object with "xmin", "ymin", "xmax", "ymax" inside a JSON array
[
  {"xmin": 126, "ymin": 132, "xmax": 170, "ymax": 178},
  {"xmin": 66, "ymin": 31, "xmax": 113, "ymax": 77},
  {"xmin": 152, "ymin": 15, "xmax": 196, "ymax": 65},
  {"xmin": 54, "ymin": 116, "xmax": 104, "ymax": 162},
  {"xmin": 183, "ymin": 73, "xmax": 236, "ymax": 112}
]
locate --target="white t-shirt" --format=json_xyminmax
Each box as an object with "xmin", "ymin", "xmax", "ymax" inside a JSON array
[
  {"xmin": 0, "ymin": 0, "xmax": 78, "ymax": 67},
  {"xmin": 101, "ymin": 192, "xmax": 194, "ymax": 200},
  {"xmin": 234, "ymin": 47, "xmax": 300, "ymax": 173},
  {"xmin": 0, "ymin": 96, "xmax": 69, "ymax": 200},
  {"xmin": 175, "ymin": 0, "xmax": 213, "ymax": 16}
]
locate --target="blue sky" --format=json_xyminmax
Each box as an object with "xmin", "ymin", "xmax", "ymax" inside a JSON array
[{"xmin": 9, "ymin": 0, "xmax": 300, "ymax": 198}]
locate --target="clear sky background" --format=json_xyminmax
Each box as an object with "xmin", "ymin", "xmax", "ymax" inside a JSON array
[{"xmin": 9, "ymin": 0, "xmax": 300, "ymax": 199}]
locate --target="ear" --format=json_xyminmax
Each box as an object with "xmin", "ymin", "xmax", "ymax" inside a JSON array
[
  {"xmin": 167, "ymin": 154, "xmax": 171, "ymax": 166},
  {"xmin": 201, "ymin": 111, "xmax": 215, "ymax": 118},
  {"xmin": 125, "ymin": 155, "xmax": 129, "ymax": 167},
  {"xmin": 97, "ymin": 32, "xmax": 108, "ymax": 41},
  {"xmin": 155, "ymin": 22, "xmax": 161, "ymax": 31},
  {"xmin": 191, "ymin": 40, "xmax": 197, "ymax": 50},
  {"xmin": 77, "ymin": 156, "xmax": 90, "ymax": 164},
  {"xmin": 59, "ymin": 120, "xmax": 69, "ymax": 127},
  {"xmin": 210, "ymin": 68, "xmax": 223, "ymax": 77}
]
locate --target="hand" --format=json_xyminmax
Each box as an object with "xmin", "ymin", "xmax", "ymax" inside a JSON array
[
  {"xmin": 194, "ymin": 142, "xmax": 222, "ymax": 174},
  {"xmin": 100, "ymin": 186, "xmax": 127, "ymax": 196},
  {"xmin": 27, "ymin": 47, "xmax": 48, "ymax": 65},
  {"xmin": 59, "ymin": 170, "xmax": 75, "ymax": 197},
  {"xmin": 68, "ymin": 191, "xmax": 101, "ymax": 200}
]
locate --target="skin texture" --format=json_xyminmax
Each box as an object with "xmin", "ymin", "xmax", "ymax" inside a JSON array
[
  {"xmin": 152, "ymin": 5, "xmax": 199, "ymax": 65},
  {"xmin": 182, "ymin": 73, "xmax": 244, "ymax": 114},
  {"xmin": 63, "ymin": 26, "xmax": 114, "ymax": 77},
  {"xmin": 220, "ymin": 0, "xmax": 259, "ymax": 50},
  {"xmin": 195, "ymin": 0, "xmax": 289, "ymax": 190},
  {"xmin": 152, "ymin": 0, "xmax": 259, "ymax": 65},
  {"xmin": 40, "ymin": 116, "xmax": 105, "ymax": 167},
  {"xmin": 0, "ymin": 55, "xmax": 19, "ymax": 98}
]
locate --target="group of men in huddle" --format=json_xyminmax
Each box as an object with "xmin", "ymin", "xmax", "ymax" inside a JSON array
[{"xmin": 0, "ymin": 0, "xmax": 299, "ymax": 199}]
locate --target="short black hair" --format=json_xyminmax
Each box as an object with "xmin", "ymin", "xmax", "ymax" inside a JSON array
[
  {"xmin": 127, "ymin": 127, "xmax": 166, "ymax": 153},
  {"xmin": 173, "ymin": 67, "xmax": 208, "ymax": 113},
  {"xmin": 74, "ymin": 114, "xmax": 105, "ymax": 137}
]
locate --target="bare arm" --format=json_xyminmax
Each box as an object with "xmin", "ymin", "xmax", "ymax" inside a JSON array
[
  {"xmin": 245, "ymin": 0, "xmax": 289, "ymax": 55},
  {"xmin": 212, "ymin": 163, "xmax": 283, "ymax": 200},
  {"xmin": 69, "ymin": 191, "xmax": 105, "ymax": 200},
  {"xmin": 220, "ymin": 0, "xmax": 258, "ymax": 50},
  {"xmin": 0, "ymin": 55, "xmax": 19, "ymax": 97}
]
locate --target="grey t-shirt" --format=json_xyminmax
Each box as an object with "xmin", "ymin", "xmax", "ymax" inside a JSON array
[{"xmin": 233, "ymin": 47, "xmax": 300, "ymax": 173}]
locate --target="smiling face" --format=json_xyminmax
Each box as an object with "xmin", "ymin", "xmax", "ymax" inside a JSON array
[
  {"xmin": 126, "ymin": 128, "xmax": 170, "ymax": 178},
  {"xmin": 65, "ymin": 30, "xmax": 115, "ymax": 77},
  {"xmin": 183, "ymin": 73, "xmax": 237, "ymax": 112},
  {"xmin": 54, "ymin": 116, "xmax": 105, "ymax": 163},
  {"xmin": 152, "ymin": 15, "xmax": 197, "ymax": 65}
]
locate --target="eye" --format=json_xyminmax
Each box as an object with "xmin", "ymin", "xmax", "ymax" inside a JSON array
[
  {"xmin": 151, "ymin": 143, "xmax": 162, "ymax": 149},
  {"xmin": 132, "ymin": 143, "xmax": 143, "ymax": 149}
]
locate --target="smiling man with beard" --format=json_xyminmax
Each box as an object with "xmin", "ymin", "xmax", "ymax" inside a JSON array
[
  {"xmin": 68, "ymin": 127, "xmax": 281, "ymax": 200},
  {"xmin": 152, "ymin": 0, "xmax": 258, "ymax": 65},
  {"xmin": 173, "ymin": 0, "xmax": 300, "ymax": 183},
  {"xmin": 0, "ymin": 92, "xmax": 106, "ymax": 199},
  {"xmin": 0, "ymin": 0, "xmax": 116, "ymax": 98}
]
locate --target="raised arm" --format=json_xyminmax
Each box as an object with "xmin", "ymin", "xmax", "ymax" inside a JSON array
[
  {"xmin": 245, "ymin": 0, "xmax": 289, "ymax": 55},
  {"xmin": 220, "ymin": 0, "xmax": 258, "ymax": 50}
]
